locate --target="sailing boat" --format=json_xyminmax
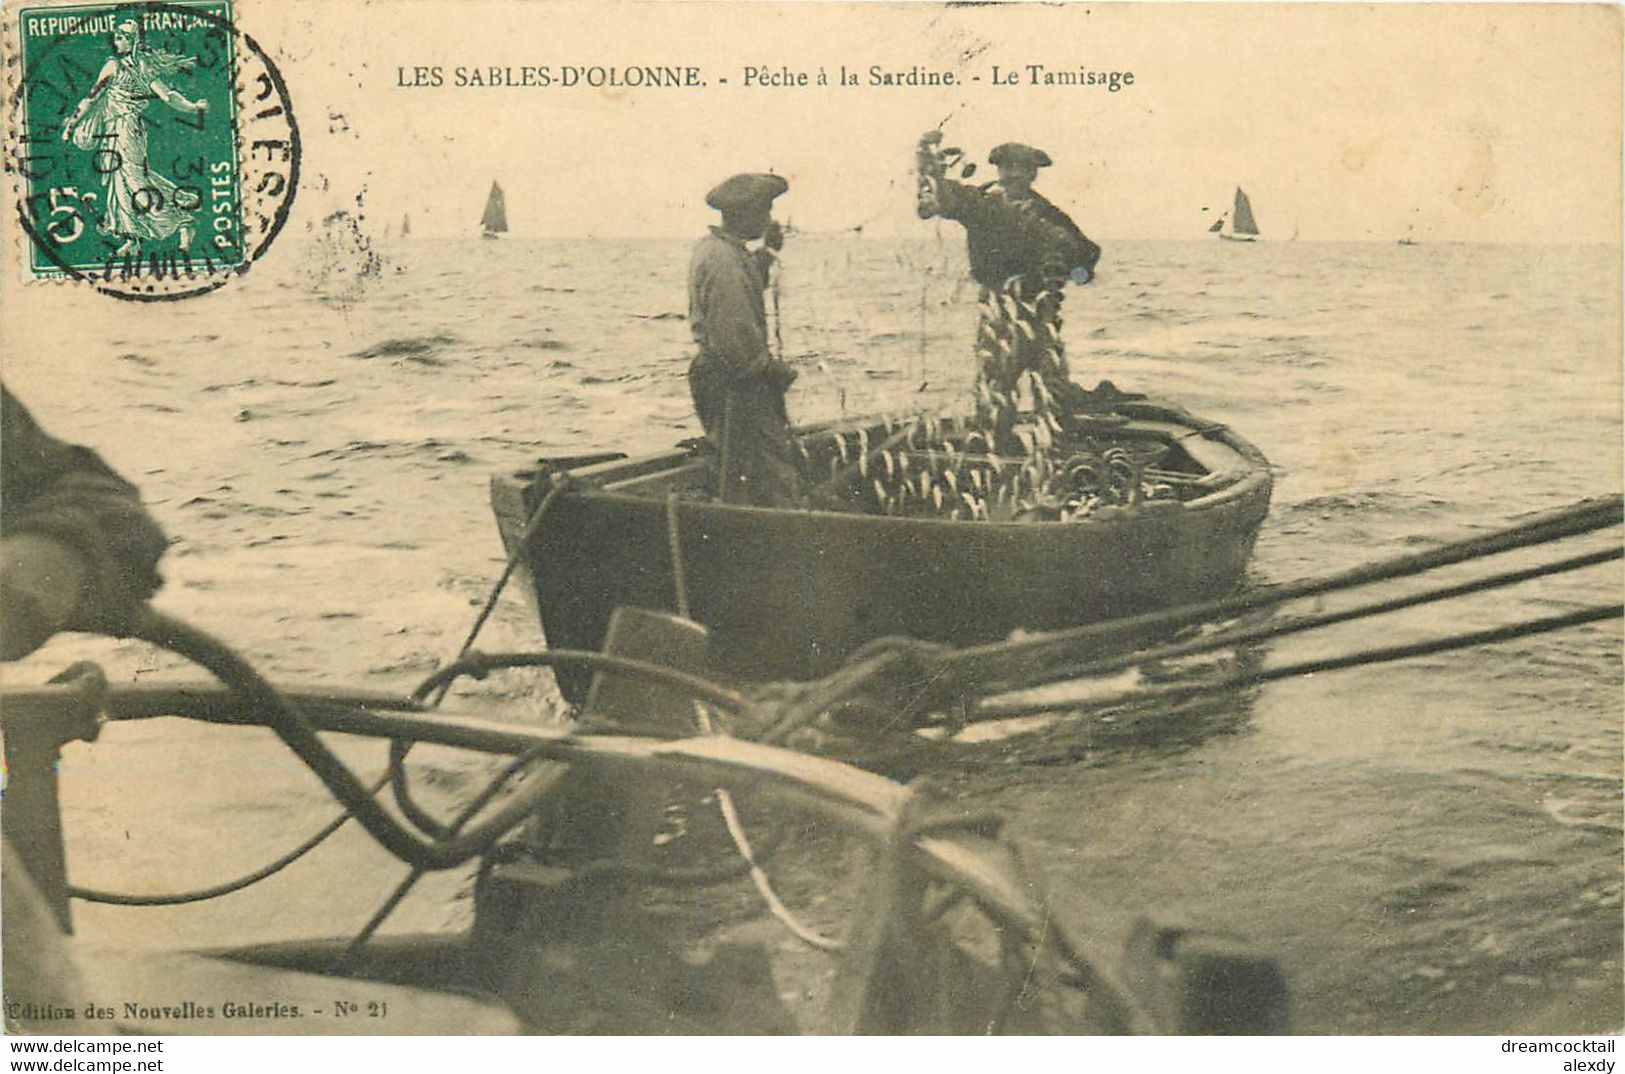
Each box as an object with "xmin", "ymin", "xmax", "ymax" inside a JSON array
[
  {"xmin": 1210, "ymin": 187, "xmax": 1260, "ymax": 242},
  {"xmin": 401, "ymin": 213, "xmax": 412, "ymax": 239},
  {"xmin": 480, "ymin": 181, "xmax": 508, "ymax": 240}
]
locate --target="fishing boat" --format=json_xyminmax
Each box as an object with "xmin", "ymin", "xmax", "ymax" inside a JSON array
[
  {"xmin": 0, "ymin": 613, "xmax": 1289, "ymax": 1035},
  {"xmin": 1209, "ymin": 187, "xmax": 1260, "ymax": 242},
  {"xmin": 480, "ymin": 181, "xmax": 507, "ymax": 240},
  {"xmin": 491, "ymin": 389, "xmax": 1273, "ymax": 701}
]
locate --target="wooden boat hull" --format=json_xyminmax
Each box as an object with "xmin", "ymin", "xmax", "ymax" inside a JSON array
[{"xmin": 492, "ymin": 398, "xmax": 1272, "ymax": 699}]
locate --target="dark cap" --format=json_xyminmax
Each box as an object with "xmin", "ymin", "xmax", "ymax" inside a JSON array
[
  {"xmin": 705, "ymin": 173, "xmax": 789, "ymax": 212},
  {"xmin": 988, "ymin": 143, "xmax": 1053, "ymax": 170}
]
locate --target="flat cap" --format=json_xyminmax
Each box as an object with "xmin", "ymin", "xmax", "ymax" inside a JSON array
[
  {"xmin": 706, "ymin": 173, "xmax": 789, "ymax": 212},
  {"xmin": 988, "ymin": 143, "xmax": 1053, "ymax": 170}
]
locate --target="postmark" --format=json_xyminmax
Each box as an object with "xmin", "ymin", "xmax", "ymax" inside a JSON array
[{"xmin": 9, "ymin": 0, "xmax": 298, "ymax": 300}]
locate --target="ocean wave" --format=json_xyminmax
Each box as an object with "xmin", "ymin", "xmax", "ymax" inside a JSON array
[{"xmin": 352, "ymin": 333, "xmax": 460, "ymax": 360}]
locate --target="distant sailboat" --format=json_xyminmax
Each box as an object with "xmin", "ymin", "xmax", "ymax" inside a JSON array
[
  {"xmin": 1211, "ymin": 187, "xmax": 1259, "ymax": 242},
  {"xmin": 401, "ymin": 214, "xmax": 412, "ymax": 238},
  {"xmin": 1397, "ymin": 224, "xmax": 1418, "ymax": 247},
  {"xmin": 480, "ymin": 181, "xmax": 508, "ymax": 240}
]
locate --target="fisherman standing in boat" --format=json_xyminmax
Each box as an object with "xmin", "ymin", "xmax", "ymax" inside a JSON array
[
  {"xmin": 687, "ymin": 173, "xmax": 802, "ymax": 506},
  {"xmin": 2, "ymin": 383, "xmax": 169, "ymax": 1029},
  {"xmin": 917, "ymin": 136, "xmax": 1101, "ymax": 448}
]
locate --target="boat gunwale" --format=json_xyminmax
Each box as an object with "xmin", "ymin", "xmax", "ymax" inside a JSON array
[{"xmin": 509, "ymin": 399, "xmax": 1273, "ymax": 530}]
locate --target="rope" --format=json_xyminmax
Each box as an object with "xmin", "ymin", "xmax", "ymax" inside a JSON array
[
  {"xmin": 667, "ymin": 492, "xmax": 691, "ymax": 619},
  {"xmin": 388, "ymin": 477, "xmax": 570, "ymax": 839},
  {"xmin": 337, "ymin": 744, "xmax": 559, "ymax": 969},
  {"xmin": 771, "ymin": 256, "xmax": 786, "ymax": 364},
  {"xmin": 693, "ymin": 702, "xmax": 843, "ymax": 953},
  {"xmin": 933, "ymin": 495, "xmax": 1624, "ymax": 702},
  {"xmin": 81, "ymin": 477, "xmax": 578, "ymax": 905},
  {"xmin": 429, "ymin": 478, "xmax": 569, "ymax": 706},
  {"xmin": 976, "ymin": 602, "xmax": 1623, "ymax": 721},
  {"xmin": 715, "ymin": 781, "xmax": 843, "ymax": 952},
  {"xmin": 1008, "ymin": 544, "xmax": 1623, "ymax": 694},
  {"xmin": 67, "ymin": 772, "xmax": 389, "ymax": 907},
  {"xmin": 130, "ymin": 611, "xmax": 556, "ymax": 872}
]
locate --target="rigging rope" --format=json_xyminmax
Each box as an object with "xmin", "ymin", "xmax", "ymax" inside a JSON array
[
  {"xmin": 976, "ymin": 602, "xmax": 1623, "ymax": 722},
  {"xmin": 935, "ymin": 495, "xmax": 1624, "ymax": 701},
  {"xmin": 1006, "ymin": 544, "xmax": 1623, "ymax": 695}
]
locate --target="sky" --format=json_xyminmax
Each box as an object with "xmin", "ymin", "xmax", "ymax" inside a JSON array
[
  {"xmin": 16, "ymin": 1, "xmax": 1622, "ymax": 243},
  {"xmin": 251, "ymin": 1, "xmax": 1619, "ymax": 244}
]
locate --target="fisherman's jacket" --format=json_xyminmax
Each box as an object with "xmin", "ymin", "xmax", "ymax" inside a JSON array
[
  {"xmin": 687, "ymin": 226, "xmax": 777, "ymax": 383},
  {"xmin": 1, "ymin": 383, "xmax": 167, "ymax": 636},
  {"xmin": 935, "ymin": 180, "xmax": 1101, "ymax": 291}
]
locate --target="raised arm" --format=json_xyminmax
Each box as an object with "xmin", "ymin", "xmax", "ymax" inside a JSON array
[{"xmin": 149, "ymin": 77, "xmax": 207, "ymax": 117}]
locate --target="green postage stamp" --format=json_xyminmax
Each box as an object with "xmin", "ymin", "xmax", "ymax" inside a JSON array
[{"xmin": 11, "ymin": 0, "xmax": 298, "ymax": 299}]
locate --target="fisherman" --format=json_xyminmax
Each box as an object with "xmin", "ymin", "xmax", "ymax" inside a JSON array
[
  {"xmin": 2, "ymin": 383, "xmax": 169, "ymax": 1028},
  {"xmin": 687, "ymin": 172, "xmax": 802, "ymax": 506},
  {"xmin": 917, "ymin": 137, "xmax": 1101, "ymax": 445}
]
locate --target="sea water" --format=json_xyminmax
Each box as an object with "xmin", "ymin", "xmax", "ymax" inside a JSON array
[{"xmin": 4, "ymin": 234, "xmax": 1619, "ymax": 1033}]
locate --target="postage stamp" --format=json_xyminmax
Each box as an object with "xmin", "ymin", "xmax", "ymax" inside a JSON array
[{"xmin": 10, "ymin": 0, "xmax": 298, "ymax": 300}]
